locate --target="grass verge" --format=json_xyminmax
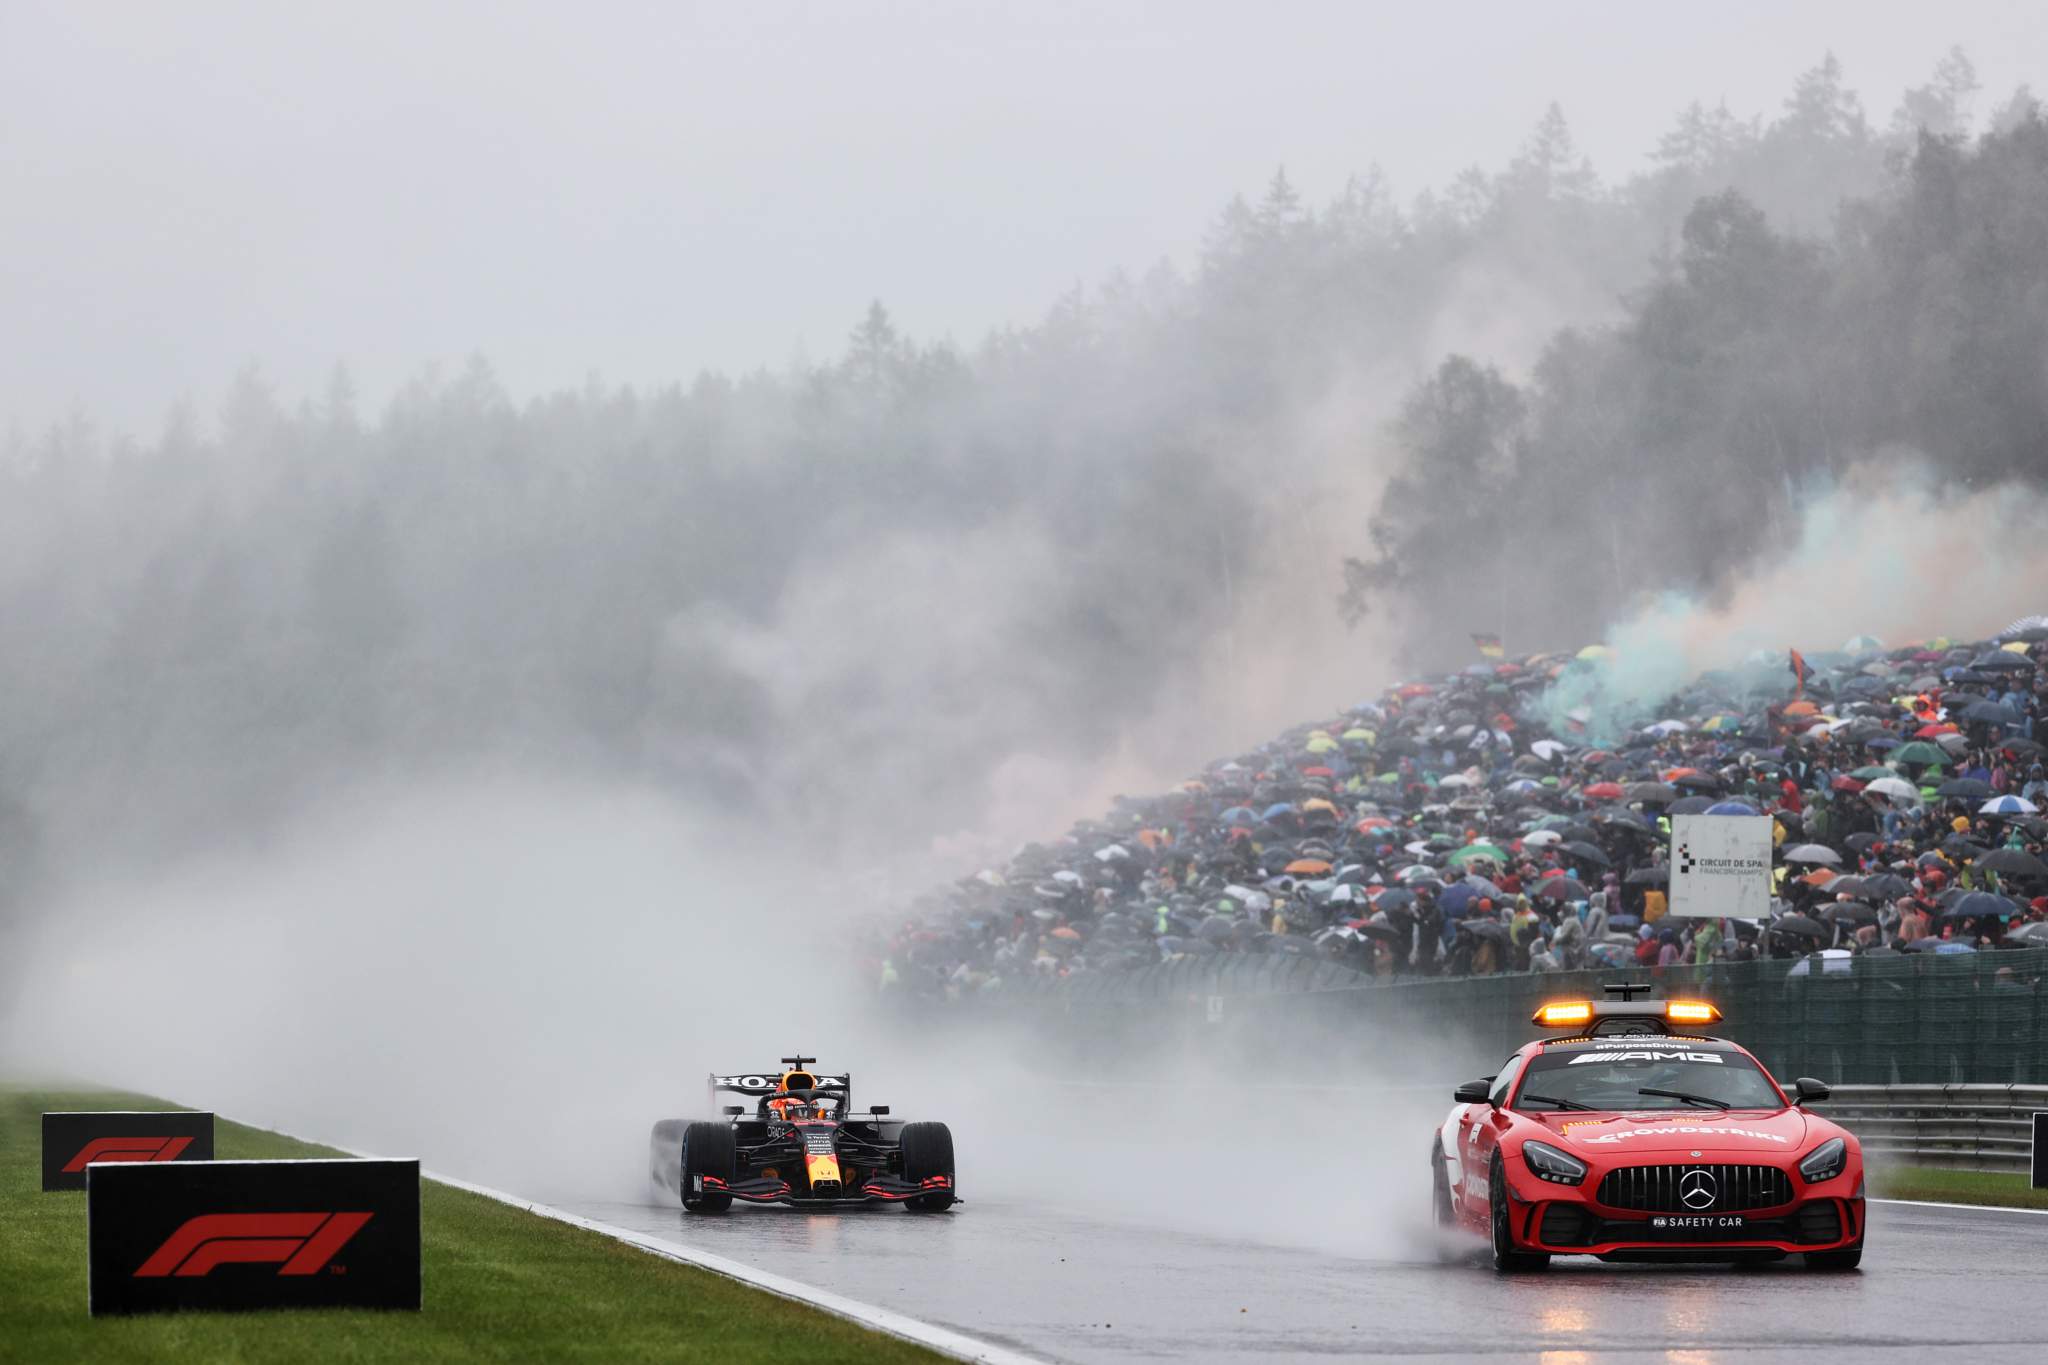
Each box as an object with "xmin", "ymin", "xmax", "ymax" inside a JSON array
[
  {"xmin": 1870, "ymin": 1163, "xmax": 2048, "ymax": 1211},
  {"xmin": 2, "ymin": 1084, "xmax": 947, "ymax": 1364}
]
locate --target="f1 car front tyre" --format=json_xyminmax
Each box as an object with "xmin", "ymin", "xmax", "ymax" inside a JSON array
[
  {"xmin": 1805, "ymin": 1241, "xmax": 1863, "ymax": 1271},
  {"xmin": 681, "ymin": 1120, "xmax": 735, "ymax": 1214},
  {"xmin": 1489, "ymin": 1153, "xmax": 1549, "ymax": 1273},
  {"xmin": 899, "ymin": 1121, "xmax": 956, "ymax": 1212}
]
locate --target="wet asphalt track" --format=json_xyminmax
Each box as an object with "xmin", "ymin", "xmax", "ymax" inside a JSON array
[{"xmin": 555, "ymin": 1194, "xmax": 2048, "ymax": 1363}]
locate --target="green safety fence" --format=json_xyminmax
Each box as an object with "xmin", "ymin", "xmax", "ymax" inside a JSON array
[{"xmin": 992, "ymin": 947, "xmax": 2048, "ymax": 1085}]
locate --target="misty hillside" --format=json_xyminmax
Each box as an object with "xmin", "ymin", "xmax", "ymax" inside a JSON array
[{"xmin": 0, "ymin": 51, "xmax": 2038, "ymax": 887}]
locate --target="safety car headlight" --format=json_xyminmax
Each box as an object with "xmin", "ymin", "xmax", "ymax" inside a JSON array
[
  {"xmin": 1798, "ymin": 1137, "xmax": 1847, "ymax": 1183},
  {"xmin": 1521, "ymin": 1140, "xmax": 1588, "ymax": 1186}
]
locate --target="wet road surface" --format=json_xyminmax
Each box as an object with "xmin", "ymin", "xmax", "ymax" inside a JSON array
[{"xmin": 553, "ymin": 1193, "xmax": 2048, "ymax": 1362}]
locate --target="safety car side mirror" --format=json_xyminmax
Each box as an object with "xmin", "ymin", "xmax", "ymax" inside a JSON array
[
  {"xmin": 1790, "ymin": 1077, "xmax": 1830, "ymax": 1106},
  {"xmin": 1454, "ymin": 1080, "xmax": 1493, "ymax": 1105}
]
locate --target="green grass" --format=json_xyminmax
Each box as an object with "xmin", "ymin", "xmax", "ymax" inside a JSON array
[
  {"xmin": 1871, "ymin": 1164, "xmax": 2048, "ymax": 1211},
  {"xmin": 2, "ymin": 1085, "xmax": 946, "ymax": 1364}
]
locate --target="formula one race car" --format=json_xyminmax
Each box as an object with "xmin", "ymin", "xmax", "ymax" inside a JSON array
[
  {"xmin": 650, "ymin": 1057, "xmax": 956, "ymax": 1213},
  {"xmin": 1431, "ymin": 984, "xmax": 1863, "ymax": 1270}
]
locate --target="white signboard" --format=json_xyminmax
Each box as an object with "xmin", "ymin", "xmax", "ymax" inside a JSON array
[{"xmin": 1667, "ymin": 814, "xmax": 1773, "ymax": 920}]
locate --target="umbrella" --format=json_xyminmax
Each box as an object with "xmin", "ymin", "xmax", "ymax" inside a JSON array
[
  {"xmin": 2008, "ymin": 921, "xmax": 2048, "ymax": 946},
  {"xmin": 1671, "ymin": 772, "xmax": 1727, "ymax": 792},
  {"xmin": 1784, "ymin": 844, "xmax": 1842, "ymax": 866},
  {"xmin": 1821, "ymin": 901, "xmax": 1879, "ymax": 926},
  {"xmin": 1865, "ymin": 776, "xmax": 1919, "ymax": 803},
  {"xmin": 1892, "ymin": 741, "xmax": 1949, "ymax": 767},
  {"xmin": 1704, "ymin": 800, "xmax": 1760, "ymax": 816},
  {"xmin": 1937, "ymin": 778, "xmax": 1993, "ymax": 800},
  {"xmin": 1972, "ymin": 652, "xmax": 2038, "ymax": 673},
  {"xmin": 1772, "ymin": 914, "xmax": 1828, "ymax": 939},
  {"xmin": 1626, "ymin": 782, "xmax": 1679, "ymax": 803},
  {"xmin": 1848, "ymin": 765, "xmax": 1895, "ymax": 781},
  {"xmin": 1284, "ymin": 858, "xmax": 1333, "ymax": 876},
  {"xmin": 1943, "ymin": 891, "xmax": 2016, "ymax": 920},
  {"xmin": 1624, "ymin": 866, "xmax": 1670, "ymax": 885},
  {"xmin": 1533, "ymin": 876, "xmax": 1590, "ymax": 901},
  {"xmin": 1562, "ymin": 840, "xmax": 1611, "ymax": 867},
  {"xmin": 1978, "ymin": 848, "xmax": 2048, "ymax": 880},
  {"xmin": 1668, "ymin": 796, "xmax": 1715, "ymax": 816},
  {"xmin": 1960, "ymin": 701, "xmax": 2022, "ymax": 726},
  {"xmin": 1902, "ymin": 936, "xmax": 1962, "ymax": 953},
  {"xmin": 1529, "ymin": 739, "xmax": 1568, "ymax": 761},
  {"xmin": 1858, "ymin": 874, "xmax": 1914, "ymax": 901},
  {"xmin": 1981, "ymin": 795, "xmax": 2040, "ymax": 816},
  {"xmin": 1522, "ymin": 829, "xmax": 1563, "ymax": 847},
  {"xmin": 1448, "ymin": 843, "xmax": 1512, "ymax": 868},
  {"xmin": 1582, "ymin": 782, "xmax": 1625, "ymax": 801},
  {"xmin": 1461, "ymin": 919, "xmax": 1512, "ymax": 944}
]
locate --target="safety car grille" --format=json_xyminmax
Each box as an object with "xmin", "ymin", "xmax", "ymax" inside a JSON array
[
  {"xmin": 1596, "ymin": 1163, "xmax": 1792, "ymax": 1212},
  {"xmin": 1795, "ymin": 1201, "xmax": 1842, "ymax": 1244},
  {"xmin": 1539, "ymin": 1203, "xmax": 1592, "ymax": 1246}
]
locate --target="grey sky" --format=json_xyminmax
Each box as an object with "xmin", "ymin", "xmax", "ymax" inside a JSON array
[{"xmin": 5, "ymin": 0, "xmax": 2042, "ymax": 438}]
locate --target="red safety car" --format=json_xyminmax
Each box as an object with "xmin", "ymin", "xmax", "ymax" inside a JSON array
[{"xmin": 1430, "ymin": 984, "xmax": 1863, "ymax": 1270}]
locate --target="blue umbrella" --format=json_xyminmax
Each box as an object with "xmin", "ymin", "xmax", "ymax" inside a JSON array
[
  {"xmin": 1934, "ymin": 941, "xmax": 1977, "ymax": 954},
  {"xmin": 1261, "ymin": 802, "xmax": 1297, "ymax": 822},
  {"xmin": 1942, "ymin": 891, "xmax": 2015, "ymax": 920},
  {"xmin": 1980, "ymin": 795, "xmax": 2039, "ymax": 817},
  {"xmin": 1219, "ymin": 806, "xmax": 1256, "ymax": 824},
  {"xmin": 1439, "ymin": 883, "xmax": 1481, "ymax": 917},
  {"xmin": 1704, "ymin": 800, "xmax": 1760, "ymax": 816}
]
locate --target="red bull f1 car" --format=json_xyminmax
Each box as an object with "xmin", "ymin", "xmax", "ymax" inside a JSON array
[
  {"xmin": 650, "ymin": 1056, "xmax": 956, "ymax": 1212},
  {"xmin": 1431, "ymin": 985, "xmax": 1863, "ymax": 1270}
]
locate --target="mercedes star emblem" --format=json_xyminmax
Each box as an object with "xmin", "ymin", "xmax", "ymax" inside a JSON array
[{"xmin": 1679, "ymin": 1167, "xmax": 1718, "ymax": 1210}]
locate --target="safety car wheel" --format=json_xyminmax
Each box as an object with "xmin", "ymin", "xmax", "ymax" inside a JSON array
[
  {"xmin": 900, "ymin": 1121, "xmax": 956, "ymax": 1212},
  {"xmin": 681, "ymin": 1120, "xmax": 735, "ymax": 1214},
  {"xmin": 1489, "ymin": 1153, "xmax": 1548, "ymax": 1272}
]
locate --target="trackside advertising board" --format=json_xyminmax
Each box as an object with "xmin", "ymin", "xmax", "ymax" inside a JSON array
[
  {"xmin": 2034, "ymin": 1112, "xmax": 2046, "ymax": 1190},
  {"xmin": 42, "ymin": 1112, "xmax": 214, "ymax": 1192},
  {"xmin": 88, "ymin": 1158, "xmax": 420, "ymax": 1315},
  {"xmin": 1667, "ymin": 814, "xmax": 1773, "ymax": 920}
]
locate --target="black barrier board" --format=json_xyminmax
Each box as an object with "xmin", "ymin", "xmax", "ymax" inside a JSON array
[
  {"xmin": 42, "ymin": 1112, "xmax": 214, "ymax": 1192},
  {"xmin": 2035, "ymin": 1112, "xmax": 2046, "ymax": 1190},
  {"xmin": 88, "ymin": 1159, "xmax": 420, "ymax": 1315}
]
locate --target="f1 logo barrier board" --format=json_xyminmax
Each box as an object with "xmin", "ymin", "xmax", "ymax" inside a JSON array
[
  {"xmin": 43, "ymin": 1112, "xmax": 215, "ymax": 1192},
  {"xmin": 2034, "ymin": 1112, "xmax": 2046, "ymax": 1190},
  {"xmin": 88, "ymin": 1158, "xmax": 420, "ymax": 1315}
]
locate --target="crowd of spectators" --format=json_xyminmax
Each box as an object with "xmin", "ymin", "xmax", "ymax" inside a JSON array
[{"xmin": 869, "ymin": 620, "xmax": 2048, "ymax": 1000}]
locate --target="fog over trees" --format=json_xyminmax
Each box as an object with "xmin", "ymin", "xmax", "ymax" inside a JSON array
[{"xmin": 1, "ymin": 51, "xmax": 2040, "ymax": 893}]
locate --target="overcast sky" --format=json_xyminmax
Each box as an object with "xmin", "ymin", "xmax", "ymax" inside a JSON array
[{"xmin": 5, "ymin": 0, "xmax": 2043, "ymax": 439}]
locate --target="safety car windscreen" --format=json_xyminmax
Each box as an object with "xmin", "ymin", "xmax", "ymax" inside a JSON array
[{"xmin": 1515, "ymin": 1045, "xmax": 1782, "ymax": 1111}]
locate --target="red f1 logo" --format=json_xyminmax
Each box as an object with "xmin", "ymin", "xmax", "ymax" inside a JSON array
[
  {"xmin": 63, "ymin": 1137, "xmax": 194, "ymax": 1173},
  {"xmin": 135, "ymin": 1213, "xmax": 373, "ymax": 1277}
]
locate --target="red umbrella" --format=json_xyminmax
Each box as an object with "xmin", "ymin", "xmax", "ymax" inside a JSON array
[{"xmin": 1583, "ymin": 782, "xmax": 1625, "ymax": 801}]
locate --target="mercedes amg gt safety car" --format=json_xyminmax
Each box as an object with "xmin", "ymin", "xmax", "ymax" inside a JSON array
[
  {"xmin": 1431, "ymin": 984, "xmax": 1863, "ymax": 1270},
  {"xmin": 650, "ymin": 1056, "xmax": 956, "ymax": 1212}
]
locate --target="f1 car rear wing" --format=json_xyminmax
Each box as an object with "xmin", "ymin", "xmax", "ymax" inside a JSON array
[{"xmin": 707, "ymin": 1065, "xmax": 852, "ymax": 1112}]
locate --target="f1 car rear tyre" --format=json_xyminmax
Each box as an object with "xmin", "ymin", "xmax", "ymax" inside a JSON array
[
  {"xmin": 1804, "ymin": 1241, "xmax": 1863, "ymax": 1271},
  {"xmin": 681, "ymin": 1120, "xmax": 735, "ymax": 1214},
  {"xmin": 1489, "ymin": 1153, "xmax": 1549, "ymax": 1273},
  {"xmin": 900, "ymin": 1121, "xmax": 956, "ymax": 1212}
]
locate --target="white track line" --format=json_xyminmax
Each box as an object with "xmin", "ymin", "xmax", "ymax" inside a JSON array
[
  {"xmin": 1871, "ymin": 1197, "xmax": 2048, "ymax": 1216},
  {"xmin": 233, "ymin": 1116, "xmax": 1041, "ymax": 1365}
]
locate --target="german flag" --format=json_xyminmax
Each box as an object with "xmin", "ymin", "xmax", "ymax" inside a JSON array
[{"xmin": 1472, "ymin": 633, "xmax": 1505, "ymax": 659}]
